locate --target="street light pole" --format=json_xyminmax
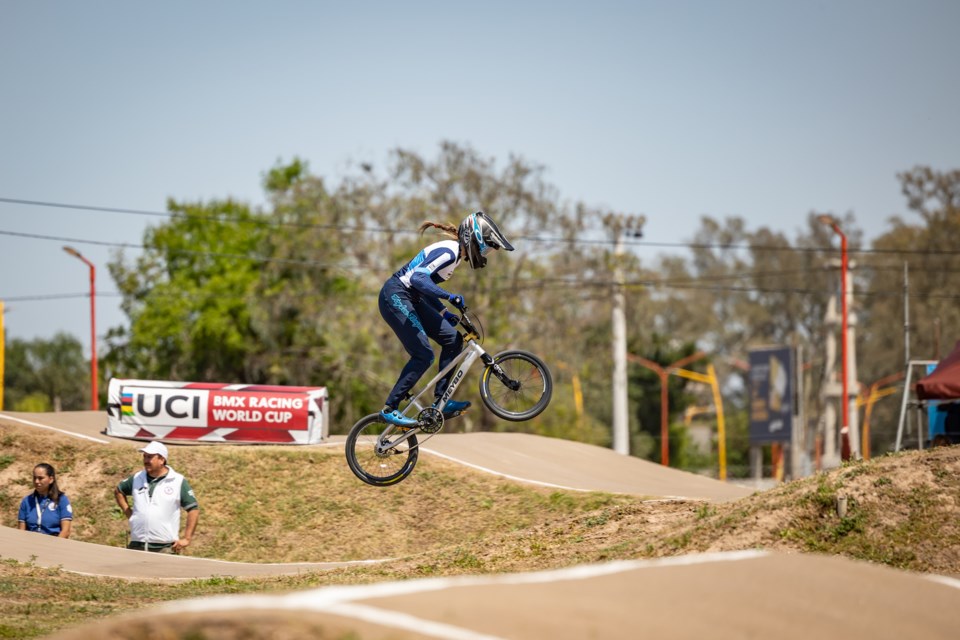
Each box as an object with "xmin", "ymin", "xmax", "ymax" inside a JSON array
[
  {"xmin": 63, "ymin": 246, "xmax": 98, "ymax": 411},
  {"xmin": 818, "ymin": 216, "xmax": 851, "ymax": 460}
]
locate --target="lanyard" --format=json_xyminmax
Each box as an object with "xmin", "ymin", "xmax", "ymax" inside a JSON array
[{"xmin": 34, "ymin": 495, "xmax": 45, "ymax": 527}]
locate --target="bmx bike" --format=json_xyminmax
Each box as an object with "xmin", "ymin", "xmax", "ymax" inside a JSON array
[{"xmin": 345, "ymin": 308, "xmax": 552, "ymax": 486}]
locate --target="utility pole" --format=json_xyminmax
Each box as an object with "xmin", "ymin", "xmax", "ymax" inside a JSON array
[
  {"xmin": 903, "ymin": 263, "xmax": 910, "ymax": 371},
  {"xmin": 822, "ymin": 293, "xmax": 840, "ymax": 467},
  {"xmin": 844, "ymin": 263, "xmax": 861, "ymax": 459},
  {"xmin": 605, "ymin": 213, "xmax": 645, "ymax": 455}
]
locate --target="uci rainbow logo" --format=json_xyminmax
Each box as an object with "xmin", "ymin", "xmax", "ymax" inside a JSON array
[{"xmin": 121, "ymin": 392, "xmax": 134, "ymax": 417}]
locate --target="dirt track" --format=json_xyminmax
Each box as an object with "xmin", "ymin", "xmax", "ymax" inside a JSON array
[{"xmin": 3, "ymin": 411, "xmax": 960, "ymax": 639}]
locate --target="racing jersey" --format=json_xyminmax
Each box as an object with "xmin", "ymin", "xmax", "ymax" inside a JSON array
[{"xmin": 393, "ymin": 240, "xmax": 461, "ymax": 310}]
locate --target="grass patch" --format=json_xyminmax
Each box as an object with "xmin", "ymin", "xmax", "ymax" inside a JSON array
[{"xmin": 695, "ymin": 504, "xmax": 716, "ymax": 520}]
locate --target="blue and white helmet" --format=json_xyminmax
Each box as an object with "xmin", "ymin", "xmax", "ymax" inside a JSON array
[{"xmin": 457, "ymin": 211, "xmax": 514, "ymax": 269}]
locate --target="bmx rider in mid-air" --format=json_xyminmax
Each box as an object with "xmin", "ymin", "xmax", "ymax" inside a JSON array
[{"xmin": 377, "ymin": 210, "xmax": 514, "ymax": 428}]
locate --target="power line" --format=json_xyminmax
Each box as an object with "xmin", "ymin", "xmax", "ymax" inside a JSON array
[
  {"xmin": 506, "ymin": 276, "xmax": 960, "ymax": 300},
  {"xmin": 3, "ymin": 195, "xmax": 956, "ymax": 256},
  {"xmin": 3, "ymin": 229, "xmax": 959, "ymax": 301},
  {"xmin": 6, "ymin": 226, "xmax": 957, "ymax": 288},
  {"xmin": 0, "ymin": 229, "xmax": 143, "ymax": 250},
  {"xmin": 8, "ymin": 271, "xmax": 960, "ymax": 305},
  {"xmin": 0, "ymin": 196, "xmax": 441, "ymax": 237},
  {"xmin": 1, "ymin": 292, "xmax": 121, "ymax": 302},
  {"xmin": 4, "ymin": 201, "xmax": 960, "ymax": 303},
  {"xmin": 0, "ymin": 230, "xmax": 363, "ymax": 270}
]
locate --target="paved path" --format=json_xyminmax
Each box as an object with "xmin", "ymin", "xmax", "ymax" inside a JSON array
[
  {"xmin": 0, "ymin": 526, "xmax": 380, "ymax": 581},
  {"xmin": 51, "ymin": 552, "xmax": 960, "ymax": 639},
  {"xmin": 417, "ymin": 431, "xmax": 751, "ymax": 501}
]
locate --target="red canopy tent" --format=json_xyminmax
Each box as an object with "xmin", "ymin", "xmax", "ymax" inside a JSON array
[
  {"xmin": 915, "ymin": 341, "xmax": 960, "ymax": 446},
  {"xmin": 917, "ymin": 340, "xmax": 960, "ymax": 400}
]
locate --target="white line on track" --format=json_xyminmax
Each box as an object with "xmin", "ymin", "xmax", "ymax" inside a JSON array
[
  {"xmin": 0, "ymin": 413, "xmax": 110, "ymax": 443},
  {"xmin": 420, "ymin": 447, "xmax": 594, "ymax": 492},
  {"xmin": 25, "ymin": 555, "xmax": 392, "ymax": 582},
  {"xmin": 419, "ymin": 446, "xmax": 698, "ymax": 501},
  {"xmin": 161, "ymin": 550, "xmax": 770, "ymax": 638},
  {"xmin": 331, "ymin": 603, "xmax": 505, "ymax": 640},
  {"xmin": 927, "ymin": 574, "xmax": 960, "ymax": 590}
]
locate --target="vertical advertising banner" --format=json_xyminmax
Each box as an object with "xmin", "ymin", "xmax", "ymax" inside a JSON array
[{"xmin": 749, "ymin": 346, "xmax": 794, "ymax": 444}]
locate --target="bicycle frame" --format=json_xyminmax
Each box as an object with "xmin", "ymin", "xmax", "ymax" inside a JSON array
[
  {"xmin": 401, "ymin": 337, "xmax": 489, "ymax": 417},
  {"xmin": 376, "ymin": 333, "xmax": 493, "ymax": 451}
]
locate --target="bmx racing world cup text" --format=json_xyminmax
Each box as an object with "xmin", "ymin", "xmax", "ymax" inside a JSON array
[{"xmin": 124, "ymin": 389, "xmax": 310, "ymax": 431}]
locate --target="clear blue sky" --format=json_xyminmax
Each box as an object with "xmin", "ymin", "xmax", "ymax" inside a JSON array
[{"xmin": 2, "ymin": 1, "xmax": 958, "ymax": 358}]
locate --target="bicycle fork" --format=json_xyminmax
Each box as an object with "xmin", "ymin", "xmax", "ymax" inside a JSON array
[{"xmin": 483, "ymin": 354, "xmax": 522, "ymax": 391}]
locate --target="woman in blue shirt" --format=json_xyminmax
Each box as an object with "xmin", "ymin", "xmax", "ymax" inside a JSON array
[
  {"xmin": 17, "ymin": 463, "xmax": 73, "ymax": 537},
  {"xmin": 379, "ymin": 211, "xmax": 514, "ymax": 427}
]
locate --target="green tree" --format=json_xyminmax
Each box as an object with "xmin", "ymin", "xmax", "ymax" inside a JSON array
[
  {"xmin": 249, "ymin": 159, "xmax": 378, "ymax": 425},
  {"xmin": 3, "ymin": 334, "xmax": 88, "ymax": 411},
  {"xmin": 105, "ymin": 199, "xmax": 267, "ymax": 382}
]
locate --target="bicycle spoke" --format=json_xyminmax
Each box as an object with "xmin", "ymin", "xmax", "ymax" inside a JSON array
[
  {"xmin": 480, "ymin": 351, "xmax": 553, "ymax": 421},
  {"xmin": 345, "ymin": 415, "xmax": 419, "ymax": 486}
]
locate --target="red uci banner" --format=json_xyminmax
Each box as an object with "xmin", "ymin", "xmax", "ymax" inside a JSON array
[{"xmin": 106, "ymin": 379, "xmax": 328, "ymax": 444}]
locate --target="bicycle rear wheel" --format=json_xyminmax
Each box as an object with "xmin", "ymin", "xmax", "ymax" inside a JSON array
[
  {"xmin": 345, "ymin": 413, "xmax": 419, "ymax": 486},
  {"xmin": 479, "ymin": 350, "xmax": 553, "ymax": 421}
]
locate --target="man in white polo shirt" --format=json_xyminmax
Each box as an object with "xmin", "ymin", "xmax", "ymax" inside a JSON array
[{"xmin": 114, "ymin": 441, "xmax": 199, "ymax": 553}]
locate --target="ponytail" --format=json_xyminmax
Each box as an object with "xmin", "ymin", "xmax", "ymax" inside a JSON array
[{"xmin": 418, "ymin": 221, "xmax": 458, "ymax": 241}]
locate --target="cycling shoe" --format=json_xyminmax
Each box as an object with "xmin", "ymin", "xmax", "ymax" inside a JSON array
[
  {"xmin": 380, "ymin": 409, "xmax": 418, "ymax": 428},
  {"xmin": 441, "ymin": 399, "xmax": 471, "ymax": 418}
]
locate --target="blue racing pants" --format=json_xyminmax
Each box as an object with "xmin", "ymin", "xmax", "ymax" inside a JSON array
[{"xmin": 379, "ymin": 277, "xmax": 463, "ymax": 409}]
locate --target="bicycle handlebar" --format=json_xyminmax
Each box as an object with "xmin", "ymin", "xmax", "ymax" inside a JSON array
[{"xmin": 457, "ymin": 308, "xmax": 480, "ymax": 340}]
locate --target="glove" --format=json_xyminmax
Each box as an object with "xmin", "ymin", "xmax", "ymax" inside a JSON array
[
  {"xmin": 448, "ymin": 293, "xmax": 466, "ymax": 310},
  {"xmin": 442, "ymin": 310, "xmax": 460, "ymax": 327}
]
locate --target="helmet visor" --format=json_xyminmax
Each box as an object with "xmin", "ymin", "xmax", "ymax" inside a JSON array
[{"xmin": 473, "ymin": 218, "xmax": 490, "ymax": 256}]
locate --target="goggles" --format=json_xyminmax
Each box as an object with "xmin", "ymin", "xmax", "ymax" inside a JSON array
[{"xmin": 473, "ymin": 218, "xmax": 493, "ymax": 256}]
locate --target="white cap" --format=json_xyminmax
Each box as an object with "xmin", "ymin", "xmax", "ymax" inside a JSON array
[{"xmin": 138, "ymin": 441, "xmax": 169, "ymax": 459}]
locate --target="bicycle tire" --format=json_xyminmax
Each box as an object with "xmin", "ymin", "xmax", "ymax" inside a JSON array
[
  {"xmin": 345, "ymin": 413, "xmax": 419, "ymax": 486},
  {"xmin": 479, "ymin": 350, "xmax": 553, "ymax": 421}
]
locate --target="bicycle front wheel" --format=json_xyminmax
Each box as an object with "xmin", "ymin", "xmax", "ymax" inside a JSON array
[
  {"xmin": 345, "ymin": 413, "xmax": 419, "ymax": 486},
  {"xmin": 479, "ymin": 350, "xmax": 553, "ymax": 421}
]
